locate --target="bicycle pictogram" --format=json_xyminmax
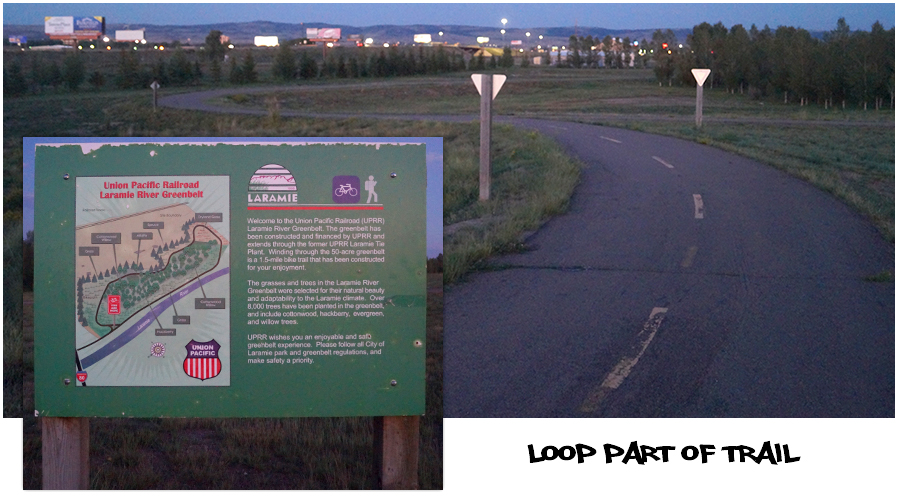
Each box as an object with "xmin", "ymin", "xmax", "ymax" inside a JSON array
[{"xmin": 334, "ymin": 183, "xmax": 359, "ymax": 197}]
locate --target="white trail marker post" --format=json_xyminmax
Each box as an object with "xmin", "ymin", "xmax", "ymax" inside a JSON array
[
  {"xmin": 471, "ymin": 74, "xmax": 506, "ymax": 200},
  {"xmin": 691, "ymin": 69, "xmax": 711, "ymax": 128},
  {"xmin": 150, "ymin": 80, "xmax": 160, "ymax": 110}
]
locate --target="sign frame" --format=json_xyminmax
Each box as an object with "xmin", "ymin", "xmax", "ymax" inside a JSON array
[{"xmin": 33, "ymin": 138, "xmax": 427, "ymax": 418}]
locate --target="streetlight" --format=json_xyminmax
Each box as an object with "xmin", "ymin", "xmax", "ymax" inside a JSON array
[{"xmin": 501, "ymin": 18, "xmax": 507, "ymax": 41}]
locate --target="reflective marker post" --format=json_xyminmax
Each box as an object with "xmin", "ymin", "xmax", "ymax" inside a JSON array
[
  {"xmin": 150, "ymin": 80, "xmax": 160, "ymax": 110},
  {"xmin": 691, "ymin": 69, "xmax": 711, "ymax": 128},
  {"xmin": 471, "ymin": 74, "xmax": 507, "ymax": 200}
]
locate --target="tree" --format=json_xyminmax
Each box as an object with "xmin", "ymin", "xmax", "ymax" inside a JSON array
[
  {"xmin": 168, "ymin": 48, "xmax": 193, "ymax": 85},
  {"xmin": 272, "ymin": 43, "xmax": 297, "ymax": 81},
  {"xmin": 568, "ymin": 35, "xmax": 582, "ymax": 68},
  {"xmin": 205, "ymin": 30, "xmax": 226, "ymax": 61},
  {"xmin": 241, "ymin": 51, "xmax": 258, "ymax": 83},
  {"xmin": 299, "ymin": 51, "xmax": 319, "ymax": 79},
  {"xmin": 500, "ymin": 46, "xmax": 515, "ymax": 68},
  {"xmin": 45, "ymin": 61, "xmax": 63, "ymax": 89},
  {"xmin": 228, "ymin": 55, "xmax": 241, "ymax": 83},
  {"xmin": 116, "ymin": 49, "xmax": 143, "ymax": 89},
  {"xmin": 4, "ymin": 60, "xmax": 28, "ymax": 95},
  {"xmin": 62, "ymin": 53, "xmax": 85, "ymax": 91},
  {"xmin": 88, "ymin": 70, "xmax": 105, "ymax": 90},
  {"xmin": 209, "ymin": 57, "xmax": 222, "ymax": 83}
]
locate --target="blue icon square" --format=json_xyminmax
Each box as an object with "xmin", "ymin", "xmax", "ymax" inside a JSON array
[{"xmin": 332, "ymin": 176, "xmax": 360, "ymax": 203}]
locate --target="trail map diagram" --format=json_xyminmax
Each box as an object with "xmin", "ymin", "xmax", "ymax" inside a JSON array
[{"xmin": 74, "ymin": 176, "xmax": 231, "ymax": 386}]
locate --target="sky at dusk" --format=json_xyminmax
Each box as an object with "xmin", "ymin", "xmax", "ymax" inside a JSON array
[{"xmin": 3, "ymin": 2, "xmax": 895, "ymax": 32}]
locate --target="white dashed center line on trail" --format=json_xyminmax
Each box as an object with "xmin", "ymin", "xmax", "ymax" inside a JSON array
[
  {"xmin": 652, "ymin": 156, "xmax": 675, "ymax": 169},
  {"xmin": 681, "ymin": 246, "xmax": 699, "ymax": 268},
  {"xmin": 580, "ymin": 307, "xmax": 669, "ymax": 413},
  {"xmin": 599, "ymin": 136, "xmax": 622, "ymax": 144},
  {"xmin": 693, "ymin": 194, "xmax": 705, "ymax": 219}
]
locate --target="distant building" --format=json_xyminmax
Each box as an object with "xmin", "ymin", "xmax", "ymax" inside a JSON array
[
  {"xmin": 115, "ymin": 29, "xmax": 145, "ymax": 42},
  {"xmin": 254, "ymin": 36, "xmax": 278, "ymax": 47}
]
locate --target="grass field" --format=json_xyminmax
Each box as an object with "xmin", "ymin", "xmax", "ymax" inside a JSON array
[{"xmin": 224, "ymin": 67, "xmax": 893, "ymax": 242}]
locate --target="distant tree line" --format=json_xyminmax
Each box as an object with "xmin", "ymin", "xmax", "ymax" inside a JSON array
[
  {"xmin": 559, "ymin": 34, "xmax": 652, "ymax": 69},
  {"xmin": 650, "ymin": 18, "xmax": 894, "ymax": 109},
  {"xmin": 552, "ymin": 18, "xmax": 893, "ymax": 110},
  {"xmin": 4, "ymin": 32, "xmax": 480, "ymax": 95}
]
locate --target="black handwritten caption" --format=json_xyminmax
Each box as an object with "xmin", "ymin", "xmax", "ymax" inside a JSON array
[{"xmin": 529, "ymin": 441, "xmax": 800, "ymax": 465}]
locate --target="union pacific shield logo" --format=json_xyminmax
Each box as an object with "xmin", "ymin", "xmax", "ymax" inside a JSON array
[{"xmin": 183, "ymin": 339, "xmax": 222, "ymax": 381}]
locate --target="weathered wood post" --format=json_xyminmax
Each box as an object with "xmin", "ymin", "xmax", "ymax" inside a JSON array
[
  {"xmin": 151, "ymin": 80, "xmax": 160, "ymax": 110},
  {"xmin": 42, "ymin": 417, "xmax": 90, "ymax": 489},
  {"xmin": 374, "ymin": 416, "xmax": 420, "ymax": 489},
  {"xmin": 691, "ymin": 69, "xmax": 711, "ymax": 128},
  {"xmin": 471, "ymin": 73, "xmax": 507, "ymax": 201},
  {"xmin": 479, "ymin": 74, "xmax": 493, "ymax": 200}
]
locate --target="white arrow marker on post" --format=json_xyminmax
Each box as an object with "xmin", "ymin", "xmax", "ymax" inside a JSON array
[
  {"xmin": 471, "ymin": 74, "xmax": 507, "ymax": 200},
  {"xmin": 691, "ymin": 69, "xmax": 710, "ymax": 128},
  {"xmin": 471, "ymin": 74, "xmax": 507, "ymax": 100}
]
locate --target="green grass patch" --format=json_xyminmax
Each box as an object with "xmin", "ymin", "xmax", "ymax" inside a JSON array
[
  {"xmin": 443, "ymin": 127, "xmax": 581, "ymax": 283},
  {"xmin": 595, "ymin": 120, "xmax": 894, "ymax": 241}
]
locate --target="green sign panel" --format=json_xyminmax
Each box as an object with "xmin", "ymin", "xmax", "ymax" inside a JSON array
[{"xmin": 34, "ymin": 139, "xmax": 426, "ymax": 417}]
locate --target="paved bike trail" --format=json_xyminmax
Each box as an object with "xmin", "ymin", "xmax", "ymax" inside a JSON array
[
  {"xmin": 158, "ymin": 87, "xmax": 894, "ymax": 418},
  {"xmin": 445, "ymin": 119, "xmax": 894, "ymax": 418}
]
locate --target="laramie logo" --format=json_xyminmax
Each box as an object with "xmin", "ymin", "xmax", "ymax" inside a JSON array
[{"xmin": 247, "ymin": 164, "xmax": 298, "ymax": 205}]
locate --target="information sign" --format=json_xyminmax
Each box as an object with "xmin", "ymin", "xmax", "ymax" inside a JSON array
[
  {"xmin": 34, "ymin": 139, "xmax": 427, "ymax": 417},
  {"xmin": 107, "ymin": 295, "xmax": 121, "ymax": 315}
]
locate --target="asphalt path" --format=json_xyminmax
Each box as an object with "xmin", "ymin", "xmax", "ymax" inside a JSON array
[
  {"xmin": 160, "ymin": 86, "xmax": 894, "ymax": 418},
  {"xmin": 448, "ymin": 119, "xmax": 894, "ymax": 417}
]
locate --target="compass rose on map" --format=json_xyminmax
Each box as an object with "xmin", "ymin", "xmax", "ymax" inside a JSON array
[{"xmin": 150, "ymin": 342, "xmax": 166, "ymax": 358}]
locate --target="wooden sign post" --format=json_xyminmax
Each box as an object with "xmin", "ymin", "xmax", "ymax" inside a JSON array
[
  {"xmin": 471, "ymin": 74, "xmax": 507, "ymax": 200},
  {"xmin": 150, "ymin": 80, "xmax": 160, "ymax": 110},
  {"xmin": 374, "ymin": 416, "xmax": 420, "ymax": 489},
  {"xmin": 691, "ymin": 69, "xmax": 711, "ymax": 128},
  {"xmin": 42, "ymin": 417, "xmax": 90, "ymax": 489}
]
